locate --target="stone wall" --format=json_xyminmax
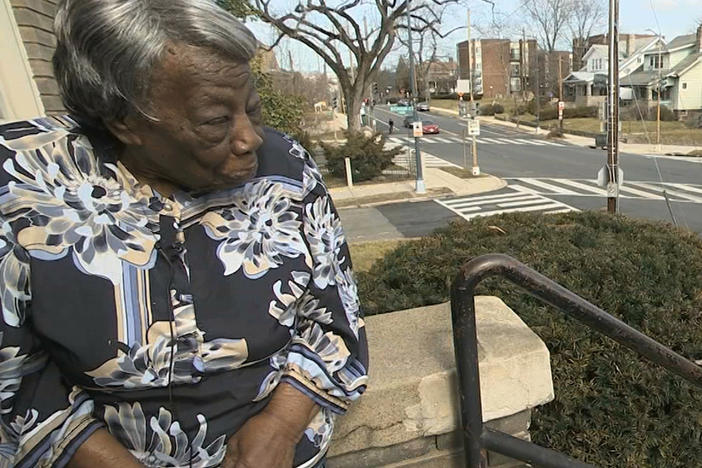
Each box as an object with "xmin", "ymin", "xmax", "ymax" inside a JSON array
[
  {"xmin": 327, "ymin": 299, "xmax": 555, "ymax": 467},
  {"xmin": 10, "ymin": 0, "xmax": 65, "ymax": 114}
]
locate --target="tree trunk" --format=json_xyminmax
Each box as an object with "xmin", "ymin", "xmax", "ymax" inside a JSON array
[{"xmin": 345, "ymin": 84, "xmax": 365, "ymax": 132}]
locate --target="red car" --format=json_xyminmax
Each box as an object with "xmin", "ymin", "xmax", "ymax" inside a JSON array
[{"xmin": 422, "ymin": 121, "xmax": 439, "ymax": 134}]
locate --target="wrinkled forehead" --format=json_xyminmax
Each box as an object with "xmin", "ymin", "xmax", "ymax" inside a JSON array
[{"xmin": 157, "ymin": 43, "xmax": 252, "ymax": 87}]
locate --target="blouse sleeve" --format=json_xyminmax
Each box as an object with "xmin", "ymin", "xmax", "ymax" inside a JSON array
[
  {"xmin": 280, "ymin": 162, "xmax": 369, "ymax": 414},
  {"xmin": 0, "ymin": 223, "xmax": 103, "ymax": 468}
]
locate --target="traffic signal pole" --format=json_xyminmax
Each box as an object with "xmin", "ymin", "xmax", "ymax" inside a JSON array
[{"xmin": 406, "ymin": 0, "xmax": 425, "ymax": 194}]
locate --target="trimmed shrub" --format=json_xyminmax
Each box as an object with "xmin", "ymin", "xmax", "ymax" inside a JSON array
[
  {"xmin": 357, "ymin": 212, "xmax": 702, "ymax": 467},
  {"xmin": 320, "ymin": 131, "xmax": 402, "ymax": 182},
  {"xmin": 479, "ymin": 103, "xmax": 505, "ymax": 116}
]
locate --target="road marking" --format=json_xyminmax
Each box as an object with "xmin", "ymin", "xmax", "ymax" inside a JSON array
[
  {"xmin": 539, "ymin": 140, "xmax": 566, "ymax": 147},
  {"xmin": 481, "ymin": 138, "xmax": 508, "ymax": 144},
  {"xmin": 448, "ymin": 194, "xmax": 543, "ymax": 209},
  {"xmin": 498, "ymin": 197, "xmax": 557, "ymax": 208},
  {"xmin": 514, "ymin": 138, "xmax": 545, "ymax": 146},
  {"xmin": 627, "ymin": 182, "xmax": 702, "ymax": 203},
  {"xmin": 506, "ymin": 178, "xmax": 702, "ymax": 202},
  {"xmin": 441, "ymin": 191, "xmax": 528, "ymax": 205},
  {"xmin": 518, "ymin": 178, "xmax": 579, "ymax": 195},
  {"xmin": 663, "ymin": 183, "xmax": 702, "ymax": 195},
  {"xmin": 551, "ymin": 179, "xmax": 608, "ymax": 195},
  {"xmin": 434, "ymin": 137, "xmax": 454, "ymax": 143}
]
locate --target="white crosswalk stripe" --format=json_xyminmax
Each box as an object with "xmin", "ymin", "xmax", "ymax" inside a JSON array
[
  {"xmin": 387, "ymin": 135, "xmax": 565, "ymax": 146},
  {"xmin": 436, "ymin": 189, "xmax": 578, "ymax": 220},
  {"xmin": 512, "ymin": 138, "xmax": 543, "ymax": 146},
  {"xmin": 506, "ymin": 178, "xmax": 702, "ymax": 202},
  {"xmin": 392, "ymin": 153, "xmax": 459, "ymax": 168}
]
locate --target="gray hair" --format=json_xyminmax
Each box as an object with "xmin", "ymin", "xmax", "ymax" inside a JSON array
[{"xmin": 53, "ymin": 0, "xmax": 257, "ymax": 128}]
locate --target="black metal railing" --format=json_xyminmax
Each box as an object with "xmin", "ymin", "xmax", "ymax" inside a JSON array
[{"xmin": 450, "ymin": 254, "xmax": 702, "ymax": 468}]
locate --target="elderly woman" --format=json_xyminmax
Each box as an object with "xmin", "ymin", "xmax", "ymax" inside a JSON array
[{"xmin": 0, "ymin": 0, "xmax": 368, "ymax": 467}]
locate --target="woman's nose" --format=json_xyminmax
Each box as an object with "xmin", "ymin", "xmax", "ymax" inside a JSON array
[{"xmin": 231, "ymin": 117, "xmax": 263, "ymax": 155}]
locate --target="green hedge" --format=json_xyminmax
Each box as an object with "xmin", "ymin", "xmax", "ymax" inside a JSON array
[
  {"xmin": 479, "ymin": 103, "xmax": 505, "ymax": 116},
  {"xmin": 357, "ymin": 212, "xmax": 702, "ymax": 466},
  {"xmin": 320, "ymin": 131, "xmax": 401, "ymax": 182}
]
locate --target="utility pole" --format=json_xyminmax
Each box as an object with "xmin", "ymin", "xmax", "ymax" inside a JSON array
[
  {"xmin": 534, "ymin": 48, "xmax": 541, "ymax": 133},
  {"xmin": 606, "ymin": 0, "xmax": 620, "ymax": 213},
  {"xmin": 407, "ymin": 0, "xmax": 425, "ymax": 194},
  {"xmin": 467, "ymin": 8, "xmax": 479, "ymax": 175},
  {"xmin": 467, "ymin": 9, "xmax": 474, "ymax": 102},
  {"xmin": 656, "ymin": 37, "xmax": 662, "ymax": 151},
  {"xmin": 558, "ymin": 56, "xmax": 564, "ymax": 130}
]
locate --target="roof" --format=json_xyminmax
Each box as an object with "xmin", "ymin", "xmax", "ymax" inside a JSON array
[
  {"xmin": 666, "ymin": 34, "xmax": 696, "ymax": 51},
  {"xmin": 621, "ymin": 70, "xmax": 661, "ymax": 86},
  {"xmin": 564, "ymin": 71, "xmax": 594, "ymax": 83},
  {"xmin": 667, "ymin": 52, "xmax": 702, "ymax": 76}
]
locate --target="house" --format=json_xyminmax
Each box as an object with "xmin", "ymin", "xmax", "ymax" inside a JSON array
[
  {"xmin": 621, "ymin": 26, "xmax": 702, "ymax": 119},
  {"xmin": 564, "ymin": 35, "xmax": 665, "ymax": 107},
  {"xmin": 1, "ymin": 0, "xmax": 64, "ymax": 122},
  {"xmin": 425, "ymin": 58, "xmax": 457, "ymax": 94}
]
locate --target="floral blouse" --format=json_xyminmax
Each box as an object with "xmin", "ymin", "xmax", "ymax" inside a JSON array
[{"xmin": 0, "ymin": 117, "xmax": 368, "ymax": 468}]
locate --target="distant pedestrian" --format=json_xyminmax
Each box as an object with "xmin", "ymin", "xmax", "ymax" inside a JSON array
[{"xmin": 388, "ymin": 118, "xmax": 394, "ymax": 134}]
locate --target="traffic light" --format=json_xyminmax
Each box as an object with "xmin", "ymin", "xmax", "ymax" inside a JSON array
[
  {"xmin": 332, "ymin": 96, "xmax": 338, "ymax": 109},
  {"xmin": 372, "ymin": 82, "xmax": 378, "ymax": 95}
]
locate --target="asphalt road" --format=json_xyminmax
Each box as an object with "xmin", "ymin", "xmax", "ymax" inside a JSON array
[{"xmin": 368, "ymin": 104, "xmax": 702, "ymax": 233}]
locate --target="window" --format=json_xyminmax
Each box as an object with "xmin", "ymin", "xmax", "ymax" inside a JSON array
[
  {"xmin": 649, "ymin": 55, "xmax": 662, "ymax": 69},
  {"xmin": 682, "ymin": 83, "xmax": 688, "ymax": 89}
]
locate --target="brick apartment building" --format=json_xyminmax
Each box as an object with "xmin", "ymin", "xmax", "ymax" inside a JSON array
[{"xmin": 457, "ymin": 38, "xmax": 540, "ymax": 99}]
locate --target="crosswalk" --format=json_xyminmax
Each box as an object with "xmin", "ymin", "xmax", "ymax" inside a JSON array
[
  {"xmin": 392, "ymin": 152, "xmax": 459, "ymax": 168},
  {"xmin": 387, "ymin": 136, "xmax": 567, "ymax": 147},
  {"xmin": 436, "ymin": 189, "xmax": 579, "ymax": 221},
  {"xmin": 506, "ymin": 178, "xmax": 702, "ymax": 203}
]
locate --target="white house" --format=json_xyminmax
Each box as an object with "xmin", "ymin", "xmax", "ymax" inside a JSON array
[
  {"xmin": 564, "ymin": 36, "xmax": 665, "ymax": 107},
  {"xmin": 621, "ymin": 26, "xmax": 702, "ymax": 119}
]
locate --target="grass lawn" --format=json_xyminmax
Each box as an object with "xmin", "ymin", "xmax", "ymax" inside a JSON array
[
  {"xmin": 348, "ymin": 239, "xmax": 410, "ymax": 272},
  {"xmin": 517, "ymin": 116, "xmax": 702, "ymax": 145}
]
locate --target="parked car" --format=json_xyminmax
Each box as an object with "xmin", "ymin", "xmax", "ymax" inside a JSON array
[
  {"xmin": 417, "ymin": 102, "xmax": 430, "ymax": 111},
  {"xmin": 421, "ymin": 120, "xmax": 439, "ymax": 134}
]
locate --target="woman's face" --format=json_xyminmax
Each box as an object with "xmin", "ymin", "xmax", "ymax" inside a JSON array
[{"xmin": 116, "ymin": 44, "xmax": 264, "ymax": 192}]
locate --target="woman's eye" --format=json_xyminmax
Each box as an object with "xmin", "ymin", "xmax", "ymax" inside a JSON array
[{"xmin": 204, "ymin": 116, "xmax": 230, "ymax": 126}]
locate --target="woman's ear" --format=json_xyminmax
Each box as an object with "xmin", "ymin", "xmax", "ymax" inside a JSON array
[{"xmin": 103, "ymin": 115, "xmax": 144, "ymax": 146}]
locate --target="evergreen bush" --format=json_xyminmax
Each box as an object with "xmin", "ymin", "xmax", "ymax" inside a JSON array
[
  {"xmin": 320, "ymin": 132, "xmax": 401, "ymax": 182},
  {"xmin": 357, "ymin": 212, "xmax": 702, "ymax": 466}
]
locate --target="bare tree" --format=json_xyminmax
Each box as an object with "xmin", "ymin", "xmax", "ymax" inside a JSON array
[
  {"xmin": 252, "ymin": 0, "xmax": 460, "ymax": 131},
  {"xmin": 567, "ymin": 0, "xmax": 605, "ymax": 42},
  {"xmin": 523, "ymin": 0, "xmax": 572, "ymax": 52},
  {"xmin": 395, "ymin": 5, "xmax": 464, "ymax": 100}
]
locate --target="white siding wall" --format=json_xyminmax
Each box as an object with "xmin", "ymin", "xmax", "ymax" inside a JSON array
[{"xmin": 675, "ymin": 62, "xmax": 702, "ymax": 111}]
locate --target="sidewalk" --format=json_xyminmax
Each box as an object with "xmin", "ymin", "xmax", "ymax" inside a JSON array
[
  {"xmin": 431, "ymin": 106, "xmax": 702, "ymax": 156},
  {"xmin": 329, "ymin": 167, "xmax": 505, "ymax": 208}
]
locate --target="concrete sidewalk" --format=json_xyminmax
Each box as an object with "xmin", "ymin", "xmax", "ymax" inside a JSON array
[
  {"xmin": 431, "ymin": 106, "xmax": 701, "ymax": 156},
  {"xmin": 329, "ymin": 168, "xmax": 505, "ymax": 208}
]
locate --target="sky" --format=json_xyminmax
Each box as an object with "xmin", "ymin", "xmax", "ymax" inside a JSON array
[{"xmin": 247, "ymin": 0, "xmax": 702, "ymax": 72}]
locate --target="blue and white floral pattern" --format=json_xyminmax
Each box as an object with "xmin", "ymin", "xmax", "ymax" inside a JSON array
[
  {"xmin": 0, "ymin": 120, "xmax": 367, "ymax": 468},
  {"xmin": 201, "ymin": 180, "xmax": 310, "ymax": 279}
]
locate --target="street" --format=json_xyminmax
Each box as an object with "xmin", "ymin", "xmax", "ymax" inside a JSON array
[{"xmin": 356, "ymin": 104, "xmax": 702, "ymax": 234}]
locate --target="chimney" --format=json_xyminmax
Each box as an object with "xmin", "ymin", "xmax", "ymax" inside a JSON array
[
  {"xmin": 626, "ymin": 34, "xmax": 635, "ymax": 57},
  {"xmin": 697, "ymin": 25, "xmax": 702, "ymax": 53}
]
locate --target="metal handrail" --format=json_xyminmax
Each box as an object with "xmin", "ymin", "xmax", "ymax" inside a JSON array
[{"xmin": 450, "ymin": 254, "xmax": 702, "ymax": 468}]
